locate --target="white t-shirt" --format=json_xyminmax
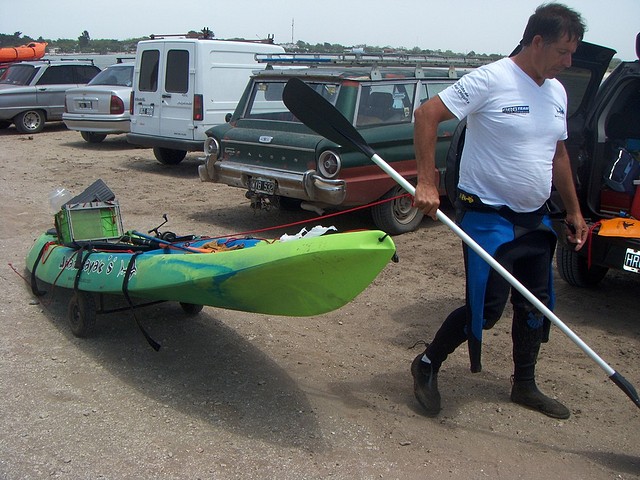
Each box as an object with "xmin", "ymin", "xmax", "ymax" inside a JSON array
[{"xmin": 439, "ymin": 57, "xmax": 568, "ymax": 212}]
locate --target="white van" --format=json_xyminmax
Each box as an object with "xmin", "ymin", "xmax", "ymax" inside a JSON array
[{"xmin": 127, "ymin": 36, "xmax": 285, "ymax": 164}]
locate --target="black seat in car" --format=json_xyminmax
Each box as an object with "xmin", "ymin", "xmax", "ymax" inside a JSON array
[{"xmin": 367, "ymin": 92, "xmax": 394, "ymax": 120}]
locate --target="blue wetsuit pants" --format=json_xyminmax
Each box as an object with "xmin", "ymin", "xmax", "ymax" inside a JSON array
[{"xmin": 425, "ymin": 215, "xmax": 555, "ymax": 379}]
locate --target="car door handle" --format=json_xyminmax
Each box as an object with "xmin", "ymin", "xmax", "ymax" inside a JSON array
[{"xmin": 162, "ymin": 94, "xmax": 171, "ymax": 99}]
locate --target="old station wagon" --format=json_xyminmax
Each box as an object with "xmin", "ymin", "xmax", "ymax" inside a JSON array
[{"xmin": 199, "ymin": 53, "xmax": 484, "ymax": 234}]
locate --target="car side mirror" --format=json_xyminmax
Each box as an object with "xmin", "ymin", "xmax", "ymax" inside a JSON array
[{"xmin": 225, "ymin": 113, "xmax": 232, "ymax": 123}]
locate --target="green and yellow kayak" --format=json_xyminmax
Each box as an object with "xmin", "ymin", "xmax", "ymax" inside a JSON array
[{"xmin": 26, "ymin": 229, "xmax": 396, "ymax": 317}]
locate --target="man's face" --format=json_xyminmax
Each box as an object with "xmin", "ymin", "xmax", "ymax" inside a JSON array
[{"xmin": 538, "ymin": 34, "xmax": 579, "ymax": 79}]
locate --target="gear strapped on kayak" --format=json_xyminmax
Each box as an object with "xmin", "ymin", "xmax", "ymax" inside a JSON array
[{"xmin": 24, "ymin": 180, "xmax": 398, "ymax": 349}]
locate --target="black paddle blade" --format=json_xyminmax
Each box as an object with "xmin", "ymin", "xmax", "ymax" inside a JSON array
[
  {"xmin": 610, "ymin": 372, "xmax": 640, "ymax": 408},
  {"xmin": 282, "ymin": 77, "xmax": 376, "ymax": 158}
]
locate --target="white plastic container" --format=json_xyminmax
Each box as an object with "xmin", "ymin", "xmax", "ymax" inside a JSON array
[{"xmin": 48, "ymin": 187, "xmax": 73, "ymax": 213}]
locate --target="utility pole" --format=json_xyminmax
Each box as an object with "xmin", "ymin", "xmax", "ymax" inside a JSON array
[{"xmin": 291, "ymin": 18, "xmax": 294, "ymax": 45}]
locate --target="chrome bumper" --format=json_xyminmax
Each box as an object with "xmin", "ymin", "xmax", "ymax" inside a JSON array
[{"xmin": 198, "ymin": 156, "xmax": 346, "ymax": 206}]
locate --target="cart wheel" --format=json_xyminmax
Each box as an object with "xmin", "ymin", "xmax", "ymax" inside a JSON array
[
  {"xmin": 68, "ymin": 292, "xmax": 97, "ymax": 337},
  {"xmin": 180, "ymin": 302, "xmax": 204, "ymax": 315}
]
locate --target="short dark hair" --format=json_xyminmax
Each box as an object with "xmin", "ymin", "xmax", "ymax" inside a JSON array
[{"xmin": 520, "ymin": 3, "xmax": 586, "ymax": 46}]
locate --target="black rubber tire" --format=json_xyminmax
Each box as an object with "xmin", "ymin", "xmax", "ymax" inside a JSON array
[
  {"xmin": 80, "ymin": 131, "xmax": 107, "ymax": 143},
  {"xmin": 180, "ymin": 302, "xmax": 204, "ymax": 315},
  {"xmin": 371, "ymin": 184, "xmax": 424, "ymax": 235},
  {"xmin": 555, "ymin": 244, "xmax": 609, "ymax": 287},
  {"xmin": 68, "ymin": 291, "xmax": 97, "ymax": 337},
  {"xmin": 153, "ymin": 147, "xmax": 187, "ymax": 165},
  {"xmin": 14, "ymin": 110, "xmax": 45, "ymax": 134}
]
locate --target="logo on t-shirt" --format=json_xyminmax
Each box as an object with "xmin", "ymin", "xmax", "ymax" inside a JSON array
[
  {"xmin": 554, "ymin": 106, "xmax": 565, "ymax": 118},
  {"xmin": 502, "ymin": 105, "xmax": 529, "ymax": 114},
  {"xmin": 452, "ymin": 83, "xmax": 470, "ymax": 105}
]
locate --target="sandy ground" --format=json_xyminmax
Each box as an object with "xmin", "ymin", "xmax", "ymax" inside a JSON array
[{"xmin": 1, "ymin": 124, "xmax": 639, "ymax": 479}]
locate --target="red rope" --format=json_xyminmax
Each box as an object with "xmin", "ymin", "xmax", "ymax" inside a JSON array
[{"xmin": 209, "ymin": 193, "xmax": 412, "ymax": 239}]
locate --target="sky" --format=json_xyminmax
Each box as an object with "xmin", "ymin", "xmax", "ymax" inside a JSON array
[{"xmin": 1, "ymin": 0, "xmax": 638, "ymax": 60}]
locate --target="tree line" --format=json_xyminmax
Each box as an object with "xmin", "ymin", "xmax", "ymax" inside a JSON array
[
  {"xmin": 0, "ymin": 30, "xmax": 623, "ymax": 69},
  {"xmin": 0, "ymin": 30, "xmax": 502, "ymax": 59}
]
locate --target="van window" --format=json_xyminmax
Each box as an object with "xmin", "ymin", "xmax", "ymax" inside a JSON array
[
  {"xmin": 165, "ymin": 49, "xmax": 189, "ymax": 94},
  {"xmin": 139, "ymin": 49, "xmax": 160, "ymax": 92}
]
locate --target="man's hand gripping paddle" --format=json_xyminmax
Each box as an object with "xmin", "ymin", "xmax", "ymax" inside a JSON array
[{"xmin": 282, "ymin": 77, "xmax": 640, "ymax": 409}]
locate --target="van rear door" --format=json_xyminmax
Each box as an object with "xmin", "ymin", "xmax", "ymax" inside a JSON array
[
  {"xmin": 134, "ymin": 46, "xmax": 162, "ymax": 135},
  {"xmin": 133, "ymin": 41, "xmax": 195, "ymax": 140},
  {"xmin": 159, "ymin": 42, "xmax": 196, "ymax": 140}
]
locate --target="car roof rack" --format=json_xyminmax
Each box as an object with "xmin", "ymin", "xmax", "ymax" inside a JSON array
[
  {"xmin": 149, "ymin": 29, "xmax": 275, "ymax": 44},
  {"xmin": 256, "ymin": 52, "xmax": 491, "ymax": 67},
  {"xmin": 255, "ymin": 52, "xmax": 492, "ymax": 78},
  {"xmin": 24, "ymin": 58, "xmax": 95, "ymax": 65}
]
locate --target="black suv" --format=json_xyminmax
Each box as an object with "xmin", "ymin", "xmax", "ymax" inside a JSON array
[{"xmin": 446, "ymin": 34, "xmax": 640, "ymax": 287}]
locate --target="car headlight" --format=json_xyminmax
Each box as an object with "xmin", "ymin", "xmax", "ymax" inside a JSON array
[
  {"xmin": 318, "ymin": 150, "xmax": 341, "ymax": 178},
  {"xmin": 204, "ymin": 136, "xmax": 220, "ymax": 158}
]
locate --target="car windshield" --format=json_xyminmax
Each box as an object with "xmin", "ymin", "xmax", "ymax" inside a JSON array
[
  {"xmin": 88, "ymin": 65, "xmax": 133, "ymax": 87},
  {"xmin": 245, "ymin": 81, "xmax": 339, "ymax": 121},
  {"xmin": 0, "ymin": 64, "xmax": 39, "ymax": 85}
]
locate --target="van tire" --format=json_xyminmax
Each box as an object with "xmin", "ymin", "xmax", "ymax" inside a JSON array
[
  {"xmin": 153, "ymin": 147, "xmax": 187, "ymax": 165},
  {"xmin": 556, "ymin": 244, "xmax": 608, "ymax": 287}
]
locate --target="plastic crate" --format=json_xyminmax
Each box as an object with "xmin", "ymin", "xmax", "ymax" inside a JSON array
[{"xmin": 55, "ymin": 201, "xmax": 123, "ymax": 243}]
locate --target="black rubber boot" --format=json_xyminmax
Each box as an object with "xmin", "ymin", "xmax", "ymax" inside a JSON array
[
  {"xmin": 411, "ymin": 353, "xmax": 441, "ymax": 417},
  {"xmin": 511, "ymin": 379, "xmax": 570, "ymax": 419}
]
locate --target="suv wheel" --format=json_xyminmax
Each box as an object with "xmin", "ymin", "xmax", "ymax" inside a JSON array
[
  {"xmin": 556, "ymin": 244, "xmax": 609, "ymax": 287},
  {"xmin": 371, "ymin": 184, "xmax": 424, "ymax": 235},
  {"xmin": 153, "ymin": 147, "xmax": 187, "ymax": 165},
  {"xmin": 80, "ymin": 131, "xmax": 107, "ymax": 143},
  {"xmin": 14, "ymin": 110, "xmax": 45, "ymax": 134}
]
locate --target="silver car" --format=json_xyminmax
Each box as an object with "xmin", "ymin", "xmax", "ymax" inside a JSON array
[
  {"xmin": 0, "ymin": 59, "xmax": 100, "ymax": 134},
  {"xmin": 63, "ymin": 62, "xmax": 134, "ymax": 143}
]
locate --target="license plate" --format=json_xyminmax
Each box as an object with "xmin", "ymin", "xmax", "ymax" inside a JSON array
[
  {"xmin": 623, "ymin": 248, "xmax": 640, "ymax": 273},
  {"xmin": 138, "ymin": 105, "xmax": 154, "ymax": 116},
  {"xmin": 78, "ymin": 101, "xmax": 92, "ymax": 109},
  {"xmin": 249, "ymin": 177, "xmax": 276, "ymax": 195}
]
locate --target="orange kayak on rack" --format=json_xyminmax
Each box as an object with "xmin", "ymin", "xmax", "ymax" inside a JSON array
[{"xmin": 0, "ymin": 42, "xmax": 47, "ymax": 63}]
